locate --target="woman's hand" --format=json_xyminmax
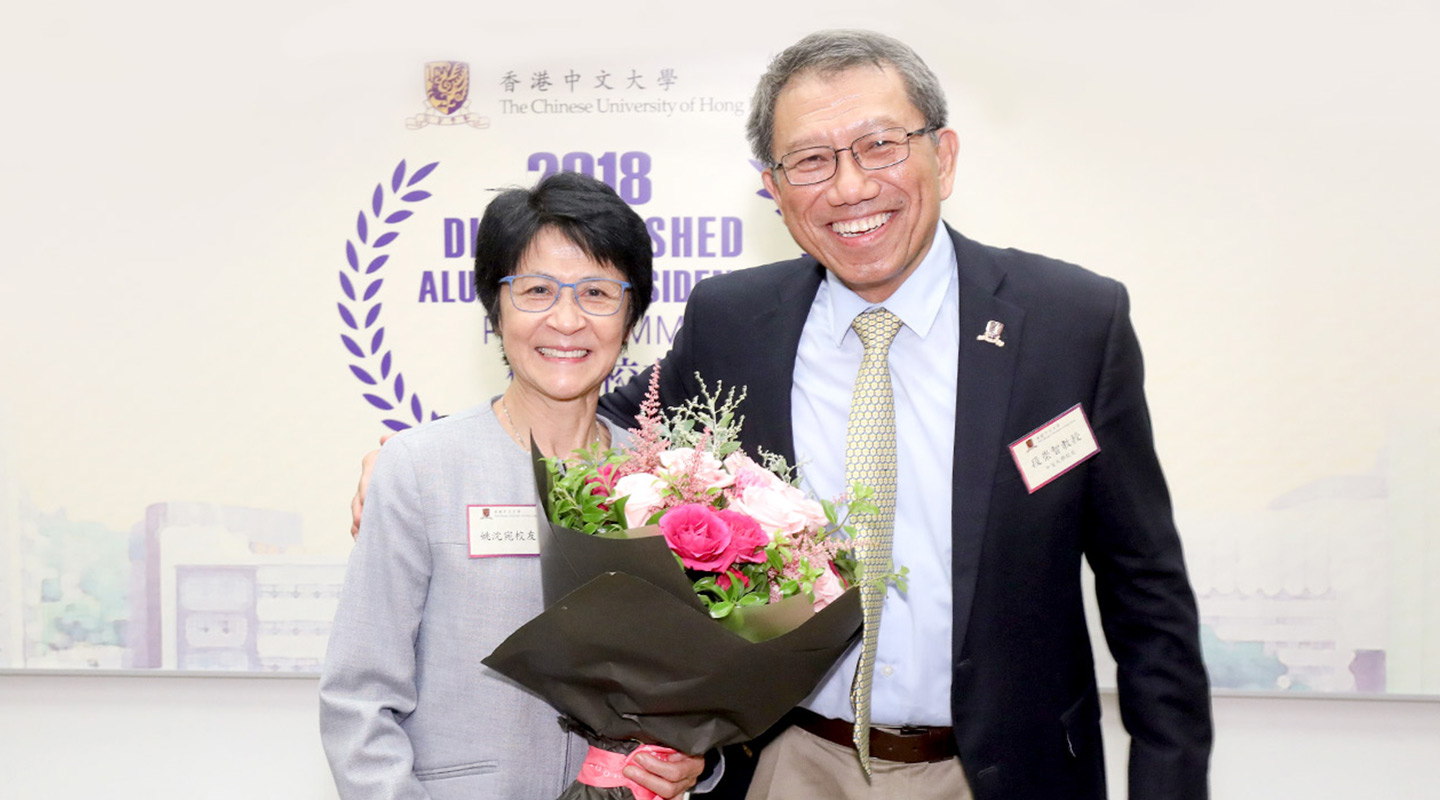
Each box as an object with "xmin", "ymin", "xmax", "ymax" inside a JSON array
[{"xmin": 624, "ymin": 750, "xmax": 705, "ymax": 799}]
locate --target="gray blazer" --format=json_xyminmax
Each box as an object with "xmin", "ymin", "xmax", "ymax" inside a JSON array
[{"xmin": 320, "ymin": 402, "xmax": 624, "ymax": 799}]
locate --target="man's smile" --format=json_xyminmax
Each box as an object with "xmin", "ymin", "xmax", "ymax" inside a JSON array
[{"xmin": 831, "ymin": 211, "xmax": 893, "ymax": 237}]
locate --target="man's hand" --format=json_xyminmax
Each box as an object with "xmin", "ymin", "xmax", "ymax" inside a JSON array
[
  {"xmin": 625, "ymin": 750, "xmax": 705, "ymax": 799},
  {"xmin": 349, "ymin": 434, "xmax": 394, "ymax": 538}
]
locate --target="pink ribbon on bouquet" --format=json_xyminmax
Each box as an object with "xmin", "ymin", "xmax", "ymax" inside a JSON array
[{"xmin": 575, "ymin": 744, "xmax": 680, "ymax": 800}]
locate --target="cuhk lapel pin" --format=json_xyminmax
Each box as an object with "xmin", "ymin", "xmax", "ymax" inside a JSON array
[{"xmin": 977, "ymin": 320, "xmax": 1006, "ymax": 347}]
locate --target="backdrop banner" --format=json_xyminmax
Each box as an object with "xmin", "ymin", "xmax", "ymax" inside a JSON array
[{"xmin": 1, "ymin": 3, "xmax": 1436, "ymax": 698}]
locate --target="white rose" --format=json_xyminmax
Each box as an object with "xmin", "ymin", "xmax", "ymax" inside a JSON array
[
  {"xmin": 812, "ymin": 567, "xmax": 845, "ymax": 612},
  {"xmin": 613, "ymin": 472, "xmax": 666, "ymax": 529},
  {"xmin": 728, "ymin": 483, "xmax": 826, "ymax": 538},
  {"xmin": 659, "ymin": 447, "xmax": 733, "ymax": 492},
  {"xmin": 722, "ymin": 451, "xmax": 786, "ymax": 492}
]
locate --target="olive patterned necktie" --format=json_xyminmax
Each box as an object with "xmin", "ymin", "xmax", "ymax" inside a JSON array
[{"xmin": 844, "ymin": 307, "xmax": 903, "ymax": 777}]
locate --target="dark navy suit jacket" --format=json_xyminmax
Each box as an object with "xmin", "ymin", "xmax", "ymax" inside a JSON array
[{"xmin": 600, "ymin": 224, "xmax": 1212, "ymax": 800}]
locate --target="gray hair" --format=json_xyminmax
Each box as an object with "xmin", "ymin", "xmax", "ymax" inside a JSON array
[{"xmin": 746, "ymin": 30, "xmax": 949, "ymax": 165}]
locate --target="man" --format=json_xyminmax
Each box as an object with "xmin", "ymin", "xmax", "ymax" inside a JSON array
[
  {"xmin": 598, "ymin": 30, "xmax": 1211, "ymax": 800},
  {"xmin": 354, "ymin": 29, "xmax": 1212, "ymax": 800}
]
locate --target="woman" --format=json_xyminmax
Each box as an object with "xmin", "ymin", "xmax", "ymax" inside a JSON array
[{"xmin": 320, "ymin": 172, "xmax": 704, "ymax": 799}]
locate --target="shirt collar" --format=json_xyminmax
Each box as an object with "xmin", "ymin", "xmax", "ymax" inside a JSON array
[{"xmin": 820, "ymin": 224, "xmax": 956, "ymax": 346}]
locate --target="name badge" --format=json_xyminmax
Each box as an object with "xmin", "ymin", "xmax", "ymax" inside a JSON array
[
  {"xmin": 467, "ymin": 504, "xmax": 539, "ymax": 557},
  {"xmin": 1009, "ymin": 404, "xmax": 1100, "ymax": 494}
]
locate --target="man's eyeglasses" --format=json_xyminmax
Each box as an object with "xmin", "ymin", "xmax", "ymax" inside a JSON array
[
  {"xmin": 772, "ymin": 126, "xmax": 938, "ymax": 187},
  {"xmin": 499, "ymin": 274, "xmax": 631, "ymax": 316}
]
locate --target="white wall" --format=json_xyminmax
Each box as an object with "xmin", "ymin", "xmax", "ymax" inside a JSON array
[
  {"xmin": 1199, "ymin": 694, "xmax": 1440, "ymax": 798},
  {"xmin": 2, "ymin": 674, "xmax": 1438, "ymax": 799},
  {"xmin": 0, "ymin": 675, "xmax": 337, "ymax": 800}
]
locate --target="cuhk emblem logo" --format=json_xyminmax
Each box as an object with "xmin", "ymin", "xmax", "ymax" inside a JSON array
[
  {"xmin": 427, "ymin": 61, "xmax": 468, "ymax": 114},
  {"xmin": 407, "ymin": 61, "xmax": 489, "ymax": 129}
]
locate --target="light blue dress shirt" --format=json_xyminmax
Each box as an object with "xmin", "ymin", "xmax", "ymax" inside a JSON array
[{"xmin": 793, "ymin": 227, "xmax": 960, "ymax": 727}]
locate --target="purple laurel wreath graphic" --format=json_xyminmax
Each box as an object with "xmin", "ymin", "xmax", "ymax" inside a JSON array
[{"xmin": 339, "ymin": 159, "xmax": 442, "ymax": 431}]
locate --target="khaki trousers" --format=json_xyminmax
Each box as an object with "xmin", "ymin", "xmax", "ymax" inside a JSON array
[{"xmin": 744, "ymin": 725, "xmax": 972, "ymax": 800}]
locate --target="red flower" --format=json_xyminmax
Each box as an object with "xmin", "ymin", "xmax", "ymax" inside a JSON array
[
  {"xmin": 660, "ymin": 504, "xmax": 734, "ymax": 572},
  {"xmin": 716, "ymin": 510, "xmax": 768, "ymax": 565},
  {"xmin": 584, "ymin": 463, "xmax": 617, "ymax": 510},
  {"xmin": 716, "ymin": 570, "xmax": 751, "ymax": 592}
]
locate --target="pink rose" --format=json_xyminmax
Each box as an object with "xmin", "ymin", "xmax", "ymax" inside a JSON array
[
  {"xmin": 660, "ymin": 448, "xmax": 733, "ymax": 492},
  {"xmin": 716, "ymin": 509, "xmax": 769, "ymax": 565},
  {"xmin": 613, "ymin": 472, "xmax": 665, "ymax": 529},
  {"xmin": 812, "ymin": 566, "xmax": 844, "ymax": 612},
  {"xmin": 659, "ymin": 503, "xmax": 735, "ymax": 572},
  {"xmin": 723, "ymin": 452, "xmax": 786, "ymax": 493},
  {"xmin": 727, "ymin": 483, "xmax": 827, "ymax": 539}
]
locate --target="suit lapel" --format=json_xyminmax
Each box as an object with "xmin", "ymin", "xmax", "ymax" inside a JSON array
[
  {"xmin": 948, "ymin": 228, "xmax": 1024, "ymax": 659},
  {"xmin": 734, "ymin": 259, "xmax": 824, "ymax": 467}
]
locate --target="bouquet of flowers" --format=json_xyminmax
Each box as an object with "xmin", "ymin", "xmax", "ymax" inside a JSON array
[
  {"xmin": 551, "ymin": 368, "xmax": 885, "ymax": 626},
  {"xmin": 483, "ymin": 368, "xmax": 898, "ymax": 800}
]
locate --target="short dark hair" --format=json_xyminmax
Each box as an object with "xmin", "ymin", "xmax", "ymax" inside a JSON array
[
  {"xmin": 474, "ymin": 171, "xmax": 653, "ymax": 335},
  {"xmin": 746, "ymin": 29, "xmax": 948, "ymax": 165}
]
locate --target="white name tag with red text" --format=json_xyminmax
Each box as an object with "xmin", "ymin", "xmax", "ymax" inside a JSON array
[
  {"xmin": 467, "ymin": 504, "xmax": 539, "ymax": 557},
  {"xmin": 1009, "ymin": 404, "xmax": 1100, "ymax": 493}
]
